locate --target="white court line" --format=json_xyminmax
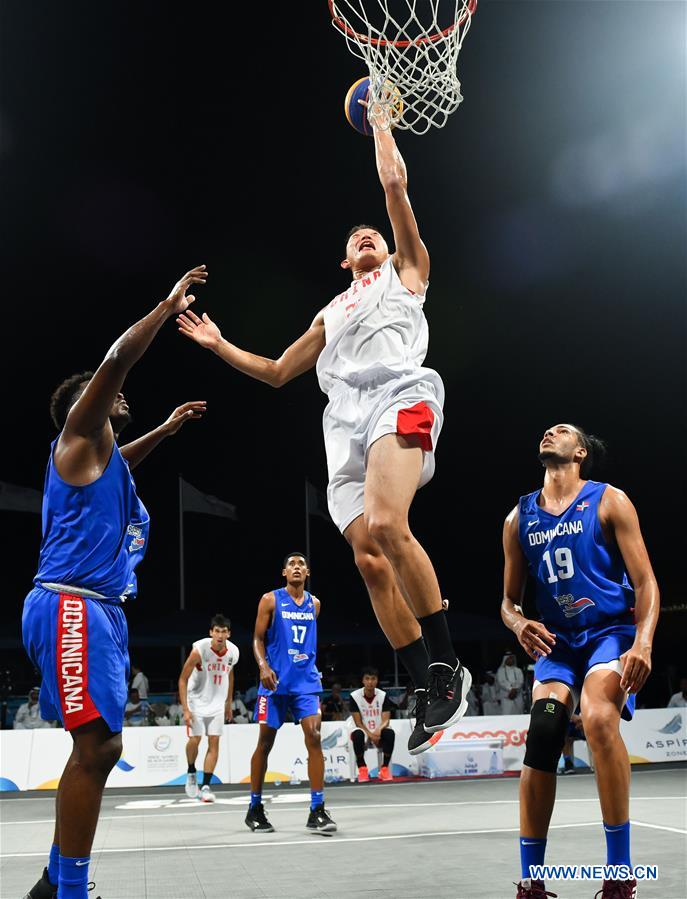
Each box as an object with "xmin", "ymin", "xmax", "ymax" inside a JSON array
[
  {"xmin": 631, "ymin": 820, "xmax": 687, "ymax": 835},
  {"xmin": 2, "ymin": 796, "xmax": 685, "ymax": 827},
  {"xmin": 0, "ymin": 821, "xmax": 603, "ymax": 859}
]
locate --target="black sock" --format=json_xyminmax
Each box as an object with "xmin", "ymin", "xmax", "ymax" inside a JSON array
[
  {"xmin": 383, "ymin": 753, "xmax": 392, "ymax": 767},
  {"xmin": 188, "ymin": 764, "xmax": 196, "ymax": 774},
  {"xmin": 417, "ymin": 610, "xmax": 457, "ymax": 668},
  {"xmin": 397, "ymin": 636, "xmax": 430, "ymax": 689},
  {"xmin": 202, "ymin": 771, "xmax": 212, "ymax": 787}
]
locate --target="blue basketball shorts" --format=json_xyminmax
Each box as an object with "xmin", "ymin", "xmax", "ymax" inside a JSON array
[
  {"xmin": 254, "ymin": 693, "xmax": 321, "ymax": 729},
  {"xmin": 22, "ymin": 586, "xmax": 129, "ymax": 733},
  {"xmin": 534, "ymin": 621, "xmax": 636, "ymax": 720}
]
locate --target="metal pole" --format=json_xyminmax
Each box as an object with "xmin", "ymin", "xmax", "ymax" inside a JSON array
[
  {"xmin": 305, "ymin": 480, "xmax": 312, "ymax": 593},
  {"xmin": 179, "ymin": 476, "xmax": 185, "ymax": 612}
]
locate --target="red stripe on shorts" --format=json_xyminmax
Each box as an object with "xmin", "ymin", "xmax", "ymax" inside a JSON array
[
  {"xmin": 397, "ymin": 401, "xmax": 435, "ymax": 451},
  {"xmin": 56, "ymin": 593, "xmax": 100, "ymax": 731},
  {"xmin": 257, "ymin": 695, "xmax": 268, "ymax": 723}
]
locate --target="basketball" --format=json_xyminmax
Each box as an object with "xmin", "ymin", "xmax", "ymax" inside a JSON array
[{"xmin": 344, "ymin": 77, "xmax": 403, "ymax": 135}]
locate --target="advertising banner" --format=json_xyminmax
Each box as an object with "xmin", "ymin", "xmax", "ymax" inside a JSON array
[{"xmin": 2, "ymin": 711, "xmax": 683, "ymax": 791}]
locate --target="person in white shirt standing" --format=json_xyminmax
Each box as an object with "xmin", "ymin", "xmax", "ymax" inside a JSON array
[
  {"xmin": 178, "ymin": 613, "xmax": 239, "ymax": 802},
  {"xmin": 130, "ymin": 662, "xmax": 149, "ymax": 700},
  {"xmin": 349, "ymin": 667, "xmax": 396, "ymax": 782},
  {"xmin": 496, "ymin": 652, "xmax": 525, "ymax": 715}
]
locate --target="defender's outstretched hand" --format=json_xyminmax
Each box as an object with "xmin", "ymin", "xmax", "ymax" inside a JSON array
[
  {"xmin": 177, "ymin": 309, "xmax": 222, "ymax": 349},
  {"xmin": 163, "ymin": 265, "xmax": 208, "ymax": 315},
  {"xmin": 163, "ymin": 401, "xmax": 207, "ymax": 435}
]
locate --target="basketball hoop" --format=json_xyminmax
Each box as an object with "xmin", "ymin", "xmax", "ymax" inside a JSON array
[{"xmin": 329, "ymin": 0, "xmax": 477, "ymax": 135}]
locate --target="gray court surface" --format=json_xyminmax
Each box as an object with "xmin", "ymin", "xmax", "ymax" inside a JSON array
[{"xmin": 1, "ymin": 768, "xmax": 685, "ymax": 899}]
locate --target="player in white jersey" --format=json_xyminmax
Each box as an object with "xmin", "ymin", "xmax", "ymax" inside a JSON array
[
  {"xmin": 178, "ymin": 613, "xmax": 239, "ymax": 802},
  {"xmin": 177, "ymin": 104, "xmax": 471, "ymax": 753},
  {"xmin": 349, "ymin": 667, "xmax": 396, "ymax": 782}
]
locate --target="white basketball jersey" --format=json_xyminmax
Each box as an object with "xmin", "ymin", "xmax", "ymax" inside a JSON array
[
  {"xmin": 316, "ymin": 257, "xmax": 431, "ymax": 396},
  {"xmin": 350, "ymin": 687, "xmax": 387, "ymax": 733},
  {"xmin": 187, "ymin": 637, "xmax": 239, "ymax": 717}
]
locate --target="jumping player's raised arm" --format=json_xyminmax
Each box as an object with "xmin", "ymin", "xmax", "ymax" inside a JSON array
[
  {"xmin": 501, "ymin": 505, "xmax": 557, "ymax": 661},
  {"xmin": 599, "ymin": 487, "xmax": 660, "ymax": 694},
  {"xmin": 253, "ymin": 592, "xmax": 279, "ymax": 691},
  {"xmin": 57, "ymin": 265, "xmax": 208, "ymax": 483},
  {"xmin": 177, "ymin": 308, "xmax": 325, "ymax": 388},
  {"xmin": 368, "ymin": 109, "xmax": 429, "ymax": 294},
  {"xmin": 178, "ymin": 647, "xmax": 203, "ymax": 727}
]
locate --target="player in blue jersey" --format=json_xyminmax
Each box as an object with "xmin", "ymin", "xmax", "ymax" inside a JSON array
[
  {"xmin": 21, "ymin": 266, "xmax": 208, "ymax": 899},
  {"xmin": 502, "ymin": 424, "xmax": 659, "ymax": 899},
  {"xmin": 245, "ymin": 552, "xmax": 337, "ymax": 835}
]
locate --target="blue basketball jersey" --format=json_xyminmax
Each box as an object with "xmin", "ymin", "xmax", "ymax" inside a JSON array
[
  {"xmin": 518, "ymin": 481, "xmax": 634, "ymax": 634},
  {"xmin": 258, "ymin": 588, "xmax": 321, "ymax": 695},
  {"xmin": 34, "ymin": 438, "xmax": 150, "ymax": 602}
]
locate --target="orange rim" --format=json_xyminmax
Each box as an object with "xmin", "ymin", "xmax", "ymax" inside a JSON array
[{"xmin": 329, "ymin": 0, "xmax": 476, "ymax": 48}]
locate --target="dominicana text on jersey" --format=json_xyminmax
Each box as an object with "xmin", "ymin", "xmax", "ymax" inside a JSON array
[
  {"xmin": 258, "ymin": 589, "xmax": 321, "ymax": 695},
  {"xmin": 518, "ymin": 481, "xmax": 634, "ymax": 633}
]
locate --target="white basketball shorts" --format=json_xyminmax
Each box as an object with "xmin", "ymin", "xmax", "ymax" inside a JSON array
[
  {"xmin": 187, "ymin": 709, "xmax": 224, "ymax": 737},
  {"xmin": 322, "ymin": 368, "xmax": 444, "ymax": 533}
]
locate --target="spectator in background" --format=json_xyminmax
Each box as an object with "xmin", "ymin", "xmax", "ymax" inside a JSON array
[
  {"xmin": 349, "ymin": 668, "xmax": 395, "ymax": 782},
  {"xmin": 667, "ymin": 677, "xmax": 687, "ymax": 708},
  {"xmin": 466, "ymin": 683, "xmax": 480, "ymax": 716},
  {"xmin": 167, "ymin": 691, "xmax": 184, "ymax": 725},
  {"xmin": 481, "ymin": 671, "xmax": 501, "ymax": 716},
  {"xmin": 243, "ymin": 681, "xmax": 259, "ymax": 711},
  {"xmin": 13, "ymin": 687, "xmax": 54, "ymax": 729},
  {"xmin": 322, "ymin": 683, "xmax": 347, "ymax": 721},
  {"xmin": 124, "ymin": 688, "xmax": 150, "ymax": 726},
  {"xmin": 229, "ymin": 692, "xmax": 250, "ymax": 723},
  {"xmin": 395, "ymin": 684, "xmax": 417, "ymax": 718},
  {"xmin": 496, "ymin": 651, "xmax": 525, "ymax": 715},
  {"xmin": 130, "ymin": 662, "xmax": 149, "ymax": 700}
]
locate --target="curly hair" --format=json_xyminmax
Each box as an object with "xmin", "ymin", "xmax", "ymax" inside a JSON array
[
  {"xmin": 49, "ymin": 371, "xmax": 94, "ymax": 430},
  {"xmin": 572, "ymin": 425, "xmax": 607, "ymax": 479}
]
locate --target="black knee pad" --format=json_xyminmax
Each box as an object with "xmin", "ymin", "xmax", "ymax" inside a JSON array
[{"xmin": 524, "ymin": 698, "xmax": 569, "ymax": 773}]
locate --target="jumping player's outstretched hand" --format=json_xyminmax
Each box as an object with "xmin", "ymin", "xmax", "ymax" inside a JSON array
[
  {"xmin": 513, "ymin": 618, "xmax": 556, "ymax": 662},
  {"xmin": 177, "ymin": 309, "xmax": 222, "ymax": 349},
  {"xmin": 619, "ymin": 644, "xmax": 651, "ymax": 694},
  {"xmin": 163, "ymin": 401, "xmax": 207, "ymax": 435},
  {"xmin": 163, "ymin": 265, "xmax": 208, "ymax": 315}
]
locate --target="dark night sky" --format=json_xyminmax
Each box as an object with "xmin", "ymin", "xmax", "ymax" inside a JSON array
[{"xmin": 1, "ymin": 3, "xmax": 685, "ymax": 696}]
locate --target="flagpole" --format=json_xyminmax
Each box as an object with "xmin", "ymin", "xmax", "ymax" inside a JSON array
[
  {"xmin": 178, "ymin": 476, "xmax": 185, "ymax": 612},
  {"xmin": 305, "ymin": 480, "xmax": 312, "ymax": 593}
]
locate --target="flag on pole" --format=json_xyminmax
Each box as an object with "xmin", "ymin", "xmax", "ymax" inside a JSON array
[
  {"xmin": 180, "ymin": 478, "xmax": 237, "ymax": 520},
  {"xmin": 305, "ymin": 480, "xmax": 331, "ymax": 523},
  {"xmin": 0, "ymin": 481, "xmax": 42, "ymax": 514}
]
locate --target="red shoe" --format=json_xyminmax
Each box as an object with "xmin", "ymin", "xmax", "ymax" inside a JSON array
[
  {"xmin": 378, "ymin": 765, "xmax": 393, "ymax": 782},
  {"xmin": 357, "ymin": 766, "xmax": 369, "ymax": 783},
  {"xmin": 594, "ymin": 880, "xmax": 637, "ymax": 899},
  {"xmin": 515, "ymin": 879, "xmax": 557, "ymax": 898}
]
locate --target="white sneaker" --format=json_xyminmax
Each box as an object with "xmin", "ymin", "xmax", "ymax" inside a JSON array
[
  {"xmin": 185, "ymin": 772, "xmax": 199, "ymax": 799},
  {"xmin": 199, "ymin": 784, "xmax": 215, "ymax": 803}
]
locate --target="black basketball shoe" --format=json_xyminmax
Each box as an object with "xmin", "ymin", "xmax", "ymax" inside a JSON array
[
  {"xmin": 245, "ymin": 802, "xmax": 275, "ymax": 833},
  {"xmin": 408, "ymin": 688, "xmax": 443, "ymax": 755},
  {"xmin": 23, "ymin": 868, "xmax": 57, "ymax": 899},
  {"xmin": 306, "ymin": 804, "xmax": 337, "ymax": 834},
  {"xmin": 424, "ymin": 661, "xmax": 472, "ymax": 733}
]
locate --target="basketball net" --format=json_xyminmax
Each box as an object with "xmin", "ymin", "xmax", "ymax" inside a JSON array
[{"xmin": 329, "ymin": 0, "xmax": 476, "ymax": 135}]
